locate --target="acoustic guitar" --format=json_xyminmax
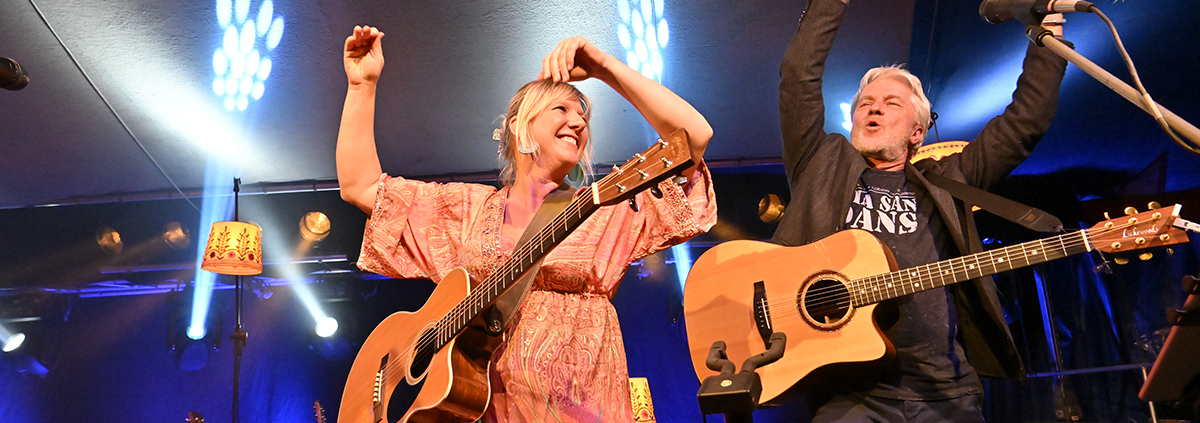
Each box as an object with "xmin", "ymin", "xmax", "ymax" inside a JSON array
[
  {"xmin": 338, "ymin": 129, "xmax": 695, "ymax": 423},
  {"xmin": 684, "ymin": 204, "xmax": 1196, "ymax": 405}
]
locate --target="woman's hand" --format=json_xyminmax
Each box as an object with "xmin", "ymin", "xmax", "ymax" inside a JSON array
[
  {"xmin": 538, "ymin": 36, "xmax": 612, "ymax": 83},
  {"xmin": 344, "ymin": 25, "xmax": 385, "ymax": 86}
]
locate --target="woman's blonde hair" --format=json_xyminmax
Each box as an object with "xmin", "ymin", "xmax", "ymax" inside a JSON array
[{"xmin": 496, "ymin": 80, "xmax": 594, "ymax": 185}]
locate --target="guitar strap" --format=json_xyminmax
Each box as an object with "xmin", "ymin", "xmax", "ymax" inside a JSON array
[
  {"xmin": 924, "ymin": 173, "xmax": 1063, "ymax": 233},
  {"xmin": 483, "ymin": 183, "xmax": 577, "ymax": 336}
]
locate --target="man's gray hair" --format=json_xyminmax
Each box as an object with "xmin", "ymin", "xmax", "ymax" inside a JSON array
[{"xmin": 851, "ymin": 66, "xmax": 932, "ymax": 156}]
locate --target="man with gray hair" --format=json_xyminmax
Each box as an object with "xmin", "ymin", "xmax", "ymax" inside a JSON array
[{"xmin": 771, "ymin": 0, "xmax": 1067, "ymax": 420}]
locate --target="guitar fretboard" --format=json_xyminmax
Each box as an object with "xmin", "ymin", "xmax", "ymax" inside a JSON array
[
  {"xmin": 431, "ymin": 191, "xmax": 599, "ymax": 350},
  {"xmin": 849, "ymin": 229, "xmax": 1092, "ymax": 307}
]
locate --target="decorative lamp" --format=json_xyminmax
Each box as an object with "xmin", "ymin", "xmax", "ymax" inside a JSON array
[{"xmin": 202, "ymin": 221, "xmax": 263, "ymax": 276}]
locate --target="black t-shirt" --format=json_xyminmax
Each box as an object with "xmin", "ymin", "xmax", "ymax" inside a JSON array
[{"xmin": 844, "ymin": 168, "xmax": 983, "ymax": 400}]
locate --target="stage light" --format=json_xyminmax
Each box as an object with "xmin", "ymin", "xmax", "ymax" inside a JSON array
[
  {"xmin": 187, "ymin": 326, "xmax": 206, "ymax": 340},
  {"xmin": 175, "ymin": 337, "xmax": 213, "ymax": 371},
  {"xmin": 169, "ymin": 287, "xmax": 221, "ymax": 370},
  {"xmin": 315, "ymin": 316, "xmax": 338, "ymax": 338},
  {"xmin": 758, "ymin": 194, "xmax": 786, "ymax": 223},
  {"xmin": 2, "ymin": 330, "xmax": 24, "ymax": 353},
  {"xmin": 162, "ymin": 221, "xmax": 191, "ymax": 250},
  {"xmin": 299, "ymin": 212, "xmax": 330, "ymax": 242},
  {"xmin": 212, "ymin": 0, "xmax": 285, "ymax": 111},
  {"xmin": 617, "ymin": 0, "xmax": 669, "ymax": 82},
  {"xmin": 840, "ymin": 102, "xmax": 852, "ymax": 133},
  {"xmin": 96, "ymin": 227, "xmax": 123, "ymax": 255},
  {"xmin": 251, "ymin": 279, "xmax": 274, "ymax": 300}
]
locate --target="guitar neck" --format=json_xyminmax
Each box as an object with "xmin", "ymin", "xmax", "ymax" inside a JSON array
[
  {"xmin": 434, "ymin": 190, "xmax": 600, "ymax": 346},
  {"xmin": 849, "ymin": 229, "xmax": 1092, "ymax": 307}
]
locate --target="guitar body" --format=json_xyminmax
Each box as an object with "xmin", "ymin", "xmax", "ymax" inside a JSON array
[
  {"xmin": 683, "ymin": 230, "xmax": 897, "ymax": 405},
  {"xmin": 684, "ymin": 206, "xmax": 1195, "ymax": 406},
  {"xmin": 339, "ymin": 268, "xmax": 500, "ymax": 423}
]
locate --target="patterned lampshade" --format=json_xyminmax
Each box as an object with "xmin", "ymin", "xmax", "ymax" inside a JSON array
[{"xmin": 201, "ymin": 221, "xmax": 263, "ymax": 275}]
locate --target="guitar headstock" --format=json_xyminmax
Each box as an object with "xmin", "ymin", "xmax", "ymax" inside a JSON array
[
  {"xmin": 1089, "ymin": 204, "xmax": 1189, "ymax": 254},
  {"xmin": 186, "ymin": 412, "xmax": 204, "ymax": 423},
  {"xmin": 590, "ymin": 128, "xmax": 694, "ymax": 207},
  {"xmin": 313, "ymin": 400, "xmax": 326, "ymax": 423}
]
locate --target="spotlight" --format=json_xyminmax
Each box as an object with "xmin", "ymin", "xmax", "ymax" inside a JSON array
[
  {"xmin": 758, "ymin": 194, "xmax": 786, "ymax": 223},
  {"xmin": 315, "ymin": 316, "xmax": 338, "ymax": 338},
  {"xmin": 174, "ymin": 336, "xmax": 213, "ymax": 371},
  {"xmin": 96, "ymin": 227, "xmax": 123, "ymax": 254},
  {"xmin": 187, "ymin": 326, "xmax": 206, "ymax": 340},
  {"xmin": 162, "ymin": 221, "xmax": 191, "ymax": 250},
  {"xmin": 299, "ymin": 212, "xmax": 330, "ymax": 242},
  {"xmin": 168, "ymin": 287, "xmax": 221, "ymax": 371},
  {"xmin": 3, "ymin": 332, "xmax": 24, "ymax": 353},
  {"xmin": 251, "ymin": 279, "xmax": 274, "ymax": 300}
]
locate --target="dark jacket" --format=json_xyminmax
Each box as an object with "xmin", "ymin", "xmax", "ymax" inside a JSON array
[{"xmin": 771, "ymin": 0, "xmax": 1067, "ymax": 378}]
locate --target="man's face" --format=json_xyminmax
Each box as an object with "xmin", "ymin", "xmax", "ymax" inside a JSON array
[{"xmin": 849, "ymin": 77, "xmax": 923, "ymax": 164}]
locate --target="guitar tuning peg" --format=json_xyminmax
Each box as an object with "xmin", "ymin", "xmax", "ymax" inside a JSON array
[
  {"xmin": 1139, "ymin": 252, "xmax": 1154, "ymax": 261},
  {"xmin": 650, "ymin": 185, "xmax": 663, "ymax": 199},
  {"xmin": 1149, "ymin": 201, "xmax": 1162, "ymax": 210},
  {"xmin": 628, "ymin": 197, "xmax": 639, "ymax": 212},
  {"xmin": 1104, "ymin": 212, "xmax": 1112, "ymax": 220},
  {"xmin": 1124, "ymin": 206, "xmax": 1138, "ymax": 216},
  {"xmin": 1114, "ymin": 256, "xmax": 1129, "ymax": 265}
]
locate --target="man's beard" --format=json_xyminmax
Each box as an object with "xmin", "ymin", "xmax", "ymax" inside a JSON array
[{"xmin": 851, "ymin": 133, "xmax": 909, "ymax": 163}]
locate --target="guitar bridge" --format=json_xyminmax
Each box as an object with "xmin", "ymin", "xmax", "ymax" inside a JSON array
[
  {"xmin": 753, "ymin": 281, "xmax": 773, "ymax": 349},
  {"xmin": 373, "ymin": 354, "xmax": 388, "ymax": 423}
]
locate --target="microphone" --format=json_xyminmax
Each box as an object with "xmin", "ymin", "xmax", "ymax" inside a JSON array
[
  {"xmin": 1, "ymin": 57, "xmax": 29, "ymax": 91},
  {"xmin": 979, "ymin": 0, "xmax": 1094, "ymax": 26}
]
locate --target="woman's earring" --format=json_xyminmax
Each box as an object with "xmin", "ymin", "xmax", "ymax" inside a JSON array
[
  {"xmin": 567, "ymin": 163, "xmax": 585, "ymax": 185},
  {"xmin": 517, "ymin": 141, "xmax": 537, "ymax": 155}
]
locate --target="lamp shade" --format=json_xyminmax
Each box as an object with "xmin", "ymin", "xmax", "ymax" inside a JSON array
[{"xmin": 201, "ymin": 221, "xmax": 262, "ymax": 275}]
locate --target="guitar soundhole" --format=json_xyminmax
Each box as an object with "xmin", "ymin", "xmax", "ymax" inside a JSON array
[
  {"xmin": 386, "ymin": 328, "xmax": 437, "ymax": 423},
  {"xmin": 409, "ymin": 328, "xmax": 437, "ymax": 378},
  {"xmin": 798, "ymin": 271, "xmax": 853, "ymax": 330}
]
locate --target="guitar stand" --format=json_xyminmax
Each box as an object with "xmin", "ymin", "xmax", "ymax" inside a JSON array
[
  {"xmin": 1141, "ymin": 274, "xmax": 1200, "ymax": 419},
  {"xmin": 697, "ymin": 332, "xmax": 787, "ymax": 423}
]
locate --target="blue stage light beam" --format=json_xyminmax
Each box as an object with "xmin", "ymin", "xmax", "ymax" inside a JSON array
[
  {"xmin": 671, "ymin": 243, "xmax": 692, "ymax": 292},
  {"xmin": 257, "ymin": 224, "xmax": 338, "ymax": 338},
  {"xmin": 188, "ymin": 161, "xmax": 238, "ymax": 340},
  {"xmin": 925, "ymin": 48, "xmax": 1026, "ymax": 142}
]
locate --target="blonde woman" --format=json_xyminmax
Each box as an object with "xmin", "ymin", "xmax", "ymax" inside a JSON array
[{"xmin": 336, "ymin": 26, "xmax": 716, "ymax": 422}]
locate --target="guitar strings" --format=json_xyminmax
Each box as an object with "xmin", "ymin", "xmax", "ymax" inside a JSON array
[
  {"xmin": 402, "ymin": 194, "xmax": 591, "ymax": 375},
  {"xmin": 391, "ymin": 151, "xmax": 667, "ymax": 382},
  {"xmin": 389, "ymin": 194, "xmax": 591, "ymax": 384},
  {"xmin": 785, "ymin": 229, "xmax": 1095, "ymax": 316},
  {"xmin": 757, "ymin": 219, "xmax": 1141, "ymax": 325},
  {"xmin": 799, "ymin": 229, "xmax": 1090, "ymax": 309}
]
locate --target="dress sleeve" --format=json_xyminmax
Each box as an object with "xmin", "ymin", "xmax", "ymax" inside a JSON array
[
  {"xmin": 621, "ymin": 162, "xmax": 718, "ymax": 263},
  {"xmin": 355, "ymin": 174, "xmax": 497, "ymax": 283}
]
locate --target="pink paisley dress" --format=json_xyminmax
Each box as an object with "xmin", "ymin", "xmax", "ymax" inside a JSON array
[{"xmin": 356, "ymin": 165, "xmax": 717, "ymax": 423}]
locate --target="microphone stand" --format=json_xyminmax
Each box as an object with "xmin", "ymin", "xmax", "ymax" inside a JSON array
[
  {"xmin": 1024, "ymin": 25, "xmax": 1200, "ymax": 144},
  {"xmin": 231, "ymin": 177, "xmax": 248, "ymax": 423}
]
